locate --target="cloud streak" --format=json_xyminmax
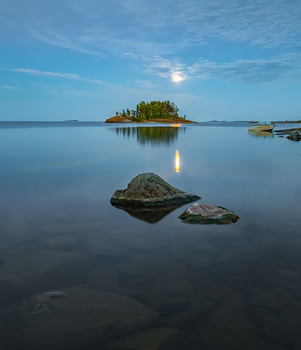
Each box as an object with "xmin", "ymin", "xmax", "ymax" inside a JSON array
[
  {"xmin": 0, "ymin": 67, "xmax": 105, "ymax": 85},
  {"xmin": 0, "ymin": 85, "xmax": 20, "ymax": 90},
  {"xmin": 28, "ymin": 28, "xmax": 104, "ymax": 57}
]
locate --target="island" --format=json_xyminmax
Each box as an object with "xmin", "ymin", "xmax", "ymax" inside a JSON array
[{"xmin": 104, "ymin": 100, "xmax": 196, "ymax": 123}]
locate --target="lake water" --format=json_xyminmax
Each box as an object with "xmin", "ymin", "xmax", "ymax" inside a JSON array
[{"xmin": 0, "ymin": 122, "xmax": 300, "ymax": 350}]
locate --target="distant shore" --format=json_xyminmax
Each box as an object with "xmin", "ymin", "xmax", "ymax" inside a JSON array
[
  {"xmin": 104, "ymin": 115, "xmax": 197, "ymax": 124},
  {"xmin": 104, "ymin": 116, "xmax": 301, "ymax": 124},
  {"xmin": 271, "ymin": 120, "xmax": 301, "ymax": 124}
]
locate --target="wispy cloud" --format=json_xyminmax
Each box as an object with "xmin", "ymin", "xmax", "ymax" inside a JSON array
[
  {"xmin": 28, "ymin": 27, "xmax": 105, "ymax": 57},
  {"xmin": 175, "ymin": 1, "xmax": 301, "ymax": 47},
  {"xmin": 188, "ymin": 54, "xmax": 301, "ymax": 83},
  {"xmin": 122, "ymin": 52, "xmax": 139, "ymax": 60},
  {"xmin": 0, "ymin": 67, "xmax": 105, "ymax": 85},
  {"xmin": 1, "ymin": 0, "xmax": 301, "ymax": 86},
  {"xmin": 3, "ymin": 0, "xmax": 299, "ymax": 57},
  {"xmin": 174, "ymin": 0, "xmax": 301, "ymax": 48},
  {"xmin": 2, "ymin": 54, "xmax": 300, "ymax": 88},
  {"xmin": 0, "ymin": 85, "xmax": 20, "ymax": 90},
  {"xmin": 141, "ymin": 53, "xmax": 301, "ymax": 84},
  {"xmin": 143, "ymin": 56, "xmax": 175, "ymax": 79},
  {"xmin": 140, "ymin": 56, "xmax": 188, "ymax": 79},
  {"xmin": 0, "ymin": 15, "xmax": 14, "ymax": 27}
]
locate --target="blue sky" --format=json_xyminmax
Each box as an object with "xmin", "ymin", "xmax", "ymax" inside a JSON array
[{"xmin": 0, "ymin": 0, "xmax": 301, "ymax": 121}]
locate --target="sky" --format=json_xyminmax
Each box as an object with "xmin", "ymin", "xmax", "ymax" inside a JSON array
[{"xmin": 0, "ymin": 0, "xmax": 301, "ymax": 122}]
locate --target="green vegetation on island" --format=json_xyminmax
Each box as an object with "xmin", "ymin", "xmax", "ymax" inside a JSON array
[{"xmin": 105, "ymin": 100, "xmax": 195, "ymax": 123}]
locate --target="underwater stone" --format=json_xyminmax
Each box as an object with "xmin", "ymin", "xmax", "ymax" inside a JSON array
[
  {"xmin": 104, "ymin": 327, "xmax": 180, "ymax": 350},
  {"xmin": 2, "ymin": 287, "xmax": 159, "ymax": 350}
]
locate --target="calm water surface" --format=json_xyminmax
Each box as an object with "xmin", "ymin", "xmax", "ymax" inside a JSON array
[{"xmin": 0, "ymin": 122, "xmax": 300, "ymax": 349}]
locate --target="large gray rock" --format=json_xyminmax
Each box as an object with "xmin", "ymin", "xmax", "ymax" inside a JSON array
[
  {"xmin": 179, "ymin": 203, "xmax": 239, "ymax": 224},
  {"xmin": 111, "ymin": 173, "xmax": 200, "ymax": 208},
  {"xmin": 1, "ymin": 287, "xmax": 159, "ymax": 350}
]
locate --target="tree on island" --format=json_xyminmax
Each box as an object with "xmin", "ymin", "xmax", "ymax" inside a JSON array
[{"xmin": 117, "ymin": 100, "xmax": 180, "ymax": 121}]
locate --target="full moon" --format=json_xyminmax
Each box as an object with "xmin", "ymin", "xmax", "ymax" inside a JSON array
[{"xmin": 172, "ymin": 73, "xmax": 184, "ymax": 82}]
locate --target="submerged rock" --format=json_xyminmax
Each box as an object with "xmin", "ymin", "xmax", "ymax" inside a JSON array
[
  {"xmin": 179, "ymin": 203, "xmax": 239, "ymax": 224},
  {"xmin": 104, "ymin": 327, "xmax": 180, "ymax": 350},
  {"xmin": 1, "ymin": 287, "xmax": 159, "ymax": 350},
  {"xmin": 111, "ymin": 173, "xmax": 200, "ymax": 208},
  {"xmin": 0, "ymin": 250, "xmax": 86, "ymax": 288}
]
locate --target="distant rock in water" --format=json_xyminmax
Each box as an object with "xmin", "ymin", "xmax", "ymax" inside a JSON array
[
  {"xmin": 105, "ymin": 115, "xmax": 134, "ymax": 123},
  {"xmin": 110, "ymin": 173, "xmax": 200, "ymax": 208},
  {"xmin": 179, "ymin": 203, "xmax": 239, "ymax": 224},
  {"xmin": 275, "ymin": 127, "xmax": 301, "ymax": 141},
  {"xmin": 287, "ymin": 129, "xmax": 301, "ymax": 141}
]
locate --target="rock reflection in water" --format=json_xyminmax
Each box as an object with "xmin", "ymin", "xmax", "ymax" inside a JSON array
[
  {"xmin": 115, "ymin": 126, "xmax": 185, "ymax": 145},
  {"xmin": 111, "ymin": 204, "xmax": 184, "ymax": 223}
]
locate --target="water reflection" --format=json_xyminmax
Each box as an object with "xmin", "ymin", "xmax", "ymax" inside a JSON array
[
  {"xmin": 111, "ymin": 203, "xmax": 184, "ymax": 223},
  {"xmin": 248, "ymin": 130, "xmax": 274, "ymax": 138},
  {"xmin": 175, "ymin": 150, "xmax": 181, "ymax": 173},
  {"xmin": 115, "ymin": 126, "xmax": 185, "ymax": 145}
]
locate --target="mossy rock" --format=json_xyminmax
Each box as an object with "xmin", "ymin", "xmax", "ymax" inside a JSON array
[
  {"xmin": 111, "ymin": 173, "xmax": 200, "ymax": 208},
  {"xmin": 179, "ymin": 203, "xmax": 239, "ymax": 224}
]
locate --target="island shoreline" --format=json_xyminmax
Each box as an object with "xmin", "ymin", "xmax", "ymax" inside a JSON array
[{"xmin": 104, "ymin": 116, "xmax": 197, "ymax": 124}]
